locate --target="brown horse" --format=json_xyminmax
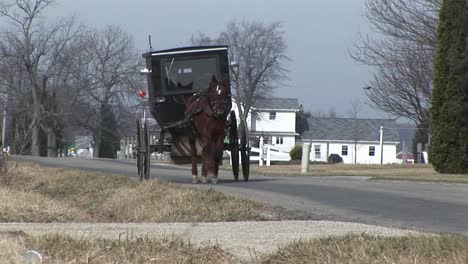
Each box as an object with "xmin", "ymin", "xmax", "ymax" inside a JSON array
[{"xmin": 185, "ymin": 76, "xmax": 228, "ymax": 184}]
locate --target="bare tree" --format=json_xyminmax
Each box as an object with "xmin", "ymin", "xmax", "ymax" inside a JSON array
[
  {"xmin": 0, "ymin": 0, "xmax": 81, "ymax": 156},
  {"xmin": 348, "ymin": 99, "xmax": 362, "ymax": 164},
  {"xmin": 191, "ymin": 20, "xmax": 289, "ymax": 139},
  {"xmin": 351, "ymin": 0, "xmax": 441, "ymax": 132},
  {"xmin": 310, "ymin": 107, "xmax": 342, "ymax": 118},
  {"xmin": 71, "ymin": 25, "xmax": 142, "ymax": 157}
]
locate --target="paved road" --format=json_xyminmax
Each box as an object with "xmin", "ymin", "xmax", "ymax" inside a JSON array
[{"xmin": 8, "ymin": 155, "xmax": 468, "ymax": 236}]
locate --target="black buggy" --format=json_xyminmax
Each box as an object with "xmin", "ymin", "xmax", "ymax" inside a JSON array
[{"xmin": 136, "ymin": 46, "xmax": 250, "ymax": 182}]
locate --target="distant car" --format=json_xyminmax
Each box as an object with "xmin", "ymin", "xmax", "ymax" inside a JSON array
[{"xmin": 328, "ymin": 154, "xmax": 343, "ymax": 164}]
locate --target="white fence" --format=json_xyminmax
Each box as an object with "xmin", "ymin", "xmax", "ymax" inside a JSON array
[
  {"xmin": 227, "ymin": 136, "xmax": 291, "ymax": 166},
  {"xmin": 119, "ymin": 136, "xmax": 291, "ymax": 165},
  {"xmin": 118, "ymin": 137, "xmax": 170, "ymax": 161}
]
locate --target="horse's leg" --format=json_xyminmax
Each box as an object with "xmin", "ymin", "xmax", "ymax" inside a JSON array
[
  {"xmin": 201, "ymin": 135, "xmax": 210, "ymax": 183},
  {"xmin": 201, "ymin": 163, "xmax": 207, "ymax": 183},
  {"xmin": 211, "ymin": 135, "xmax": 224, "ymax": 184},
  {"xmin": 206, "ymin": 140, "xmax": 218, "ymax": 184},
  {"xmin": 189, "ymin": 133, "xmax": 198, "ymax": 184},
  {"xmin": 202, "ymin": 137, "xmax": 214, "ymax": 184},
  {"xmin": 201, "ymin": 143, "xmax": 209, "ymax": 184}
]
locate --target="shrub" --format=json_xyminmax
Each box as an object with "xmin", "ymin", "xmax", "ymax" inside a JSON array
[
  {"xmin": 289, "ymin": 145, "xmax": 302, "ymax": 160},
  {"xmin": 429, "ymin": 0, "xmax": 468, "ymax": 173}
]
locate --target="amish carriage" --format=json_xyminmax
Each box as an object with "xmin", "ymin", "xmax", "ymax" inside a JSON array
[{"xmin": 137, "ymin": 46, "xmax": 250, "ymax": 183}]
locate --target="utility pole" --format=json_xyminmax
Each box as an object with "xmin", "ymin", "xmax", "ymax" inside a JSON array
[
  {"xmin": 301, "ymin": 142, "xmax": 311, "ymax": 174},
  {"xmin": 1, "ymin": 94, "xmax": 7, "ymax": 153},
  {"xmin": 379, "ymin": 126, "xmax": 384, "ymax": 164},
  {"xmin": 402, "ymin": 141, "xmax": 407, "ymax": 164}
]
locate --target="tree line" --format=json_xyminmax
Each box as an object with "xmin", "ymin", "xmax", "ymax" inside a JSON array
[
  {"xmin": 0, "ymin": 0, "xmax": 142, "ymax": 157},
  {"xmin": 0, "ymin": 1, "xmax": 289, "ymax": 158},
  {"xmin": 3, "ymin": 0, "xmax": 463, "ymax": 173},
  {"xmin": 354, "ymin": 0, "xmax": 467, "ymax": 173}
]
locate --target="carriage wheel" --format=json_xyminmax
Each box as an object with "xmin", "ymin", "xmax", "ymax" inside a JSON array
[
  {"xmin": 240, "ymin": 124, "xmax": 250, "ymax": 182},
  {"xmin": 136, "ymin": 116, "xmax": 144, "ymax": 180},
  {"xmin": 136, "ymin": 116, "xmax": 151, "ymax": 181},
  {"xmin": 229, "ymin": 111, "xmax": 239, "ymax": 181},
  {"xmin": 143, "ymin": 120, "xmax": 151, "ymax": 180}
]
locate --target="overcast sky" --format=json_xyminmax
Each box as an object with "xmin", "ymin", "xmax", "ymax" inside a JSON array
[{"xmin": 47, "ymin": 0, "xmax": 389, "ymax": 119}]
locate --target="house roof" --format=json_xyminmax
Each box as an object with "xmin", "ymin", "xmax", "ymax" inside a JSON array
[
  {"xmin": 250, "ymin": 131, "xmax": 299, "ymax": 137},
  {"xmin": 300, "ymin": 117, "xmax": 400, "ymax": 143},
  {"xmin": 252, "ymin": 98, "xmax": 300, "ymax": 111}
]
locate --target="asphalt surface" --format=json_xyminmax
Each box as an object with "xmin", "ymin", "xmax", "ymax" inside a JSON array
[{"xmin": 8, "ymin": 155, "xmax": 468, "ymax": 236}]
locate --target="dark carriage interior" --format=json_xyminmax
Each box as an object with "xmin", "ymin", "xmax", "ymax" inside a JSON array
[{"xmin": 162, "ymin": 57, "xmax": 217, "ymax": 93}]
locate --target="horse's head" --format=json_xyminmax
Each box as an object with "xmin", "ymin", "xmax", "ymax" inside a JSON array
[{"xmin": 207, "ymin": 75, "xmax": 228, "ymax": 118}]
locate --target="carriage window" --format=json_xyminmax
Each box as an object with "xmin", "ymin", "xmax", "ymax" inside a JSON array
[{"xmin": 161, "ymin": 57, "xmax": 218, "ymax": 93}]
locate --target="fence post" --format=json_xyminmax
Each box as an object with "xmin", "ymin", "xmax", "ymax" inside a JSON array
[
  {"xmin": 259, "ymin": 136, "xmax": 264, "ymax": 166},
  {"xmin": 266, "ymin": 144, "xmax": 271, "ymax": 166},
  {"xmin": 301, "ymin": 143, "xmax": 310, "ymax": 174},
  {"xmin": 379, "ymin": 126, "xmax": 384, "ymax": 164},
  {"xmin": 129, "ymin": 137, "xmax": 134, "ymax": 159},
  {"xmin": 119, "ymin": 139, "xmax": 125, "ymax": 159}
]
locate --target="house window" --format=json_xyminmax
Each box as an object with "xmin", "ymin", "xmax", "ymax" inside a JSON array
[
  {"xmin": 276, "ymin": 136, "xmax": 284, "ymax": 145},
  {"xmin": 269, "ymin": 112, "xmax": 276, "ymax": 120},
  {"xmin": 342, "ymin": 145, "xmax": 348, "ymax": 156},
  {"xmin": 314, "ymin": 145, "xmax": 321, "ymax": 159},
  {"xmin": 369, "ymin": 146, "xmax": 375, "ymax": 156}
]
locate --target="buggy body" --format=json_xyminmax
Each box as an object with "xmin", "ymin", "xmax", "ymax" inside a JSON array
[{"xmin": 141, "ymin": 46, "xmax": 232, "ymax": 160}]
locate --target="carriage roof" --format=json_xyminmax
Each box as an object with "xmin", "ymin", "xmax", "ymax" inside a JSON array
[{"xmin": 142, "ymin": 45, "xmax": 229, "ymax": 58}]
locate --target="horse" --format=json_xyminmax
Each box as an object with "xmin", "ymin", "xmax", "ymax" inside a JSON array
[{"xmin": 185, "ymin": 75, "xmax": 228, "ymax": 184}]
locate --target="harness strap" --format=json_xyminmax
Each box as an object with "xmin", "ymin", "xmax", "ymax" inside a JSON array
[{"xmin": 162, "ymin": 95, "xmax": 203, "ymax": 130}]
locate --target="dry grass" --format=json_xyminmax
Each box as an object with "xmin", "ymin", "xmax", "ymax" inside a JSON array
[
  {"xmin": 2, "ymin": 232, "xmax": 468, "ymax": 264},
  {"xmin": 1, "ymin": 162, "xmax": 280, "ymax": 223},
  {"xmin": 0, "ymin": 187, "xmax": 89, "ymax": 222},
  {"xmin": 7, "ymin": 163, "xmax": 137, "ymax": 212},
  {"xmin": 0, "ymin": 155, "xmax": 12, "ymax": 185},
  {"xmin": 257, "ymin": 234, "xmax": 468, "ymax": 264},
  {"xmin": 229, "ymin": 163, "xmax": 468, "ymax": 183},
  {"xmin": 98, "ymin": 181, "xmax": 270, "ymax": 222},
  {"xmin": 0, "ymin": 232, "xmax": 239, "ymax": 264},
  {"xmin": 0, "ymin": 232, "xmax": 27, "ymax": 264}
]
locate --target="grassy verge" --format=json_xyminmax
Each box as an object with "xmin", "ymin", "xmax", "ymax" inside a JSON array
[
  {"xmin": 222, "ymin": 163, "xmax": 468, "ymax": 183},
  {"xmin": 0, "ymin": 232, "xmax": 238, "ymax": 264},
  {"xmin": 258, "ymin": 234, "xmax": 468, "ymax": 264},
  {"xmin": 0, "ymin": 162, "xmax": 284, "ymax": 223},
  {"xmin": 2, "ymin": 232, "xmax": 467, "ymax": 264}
]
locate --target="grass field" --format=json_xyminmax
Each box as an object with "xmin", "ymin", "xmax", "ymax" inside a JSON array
[
  {"xmin": 223, "ymin": 163, "xmax": 468, "ymax": 183},
  {"xmin": 0, "ymin": 162, "xmax": 286, "ymax": 223},
  {"xmin": 1, "ymin": 232, "xmax": 467, "ymax": 264}
]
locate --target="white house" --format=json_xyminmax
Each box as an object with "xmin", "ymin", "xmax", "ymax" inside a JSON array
[
  {"xmin": 299, "ymin": 117, "xmax": 400, "ymax": 164},
  {"xmin": 232, "ymin": 97, "xmax": 300, "ymax": 153}
]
